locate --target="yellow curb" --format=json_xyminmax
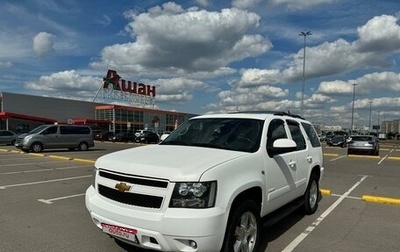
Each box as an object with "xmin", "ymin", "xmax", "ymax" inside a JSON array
[
  {"xmin": 320, "ymin": 189, "xmax": 331, "ymax": 196},
  {"xmin": 347, "ymin": 154, "xmax": 380, "ymax": 159},
  {"xmin": 388, "ymin": 156, "xmax": 400, "ymax": 161},
  {"xmin": 362, "ymin": 195, "xmax": 400, "ymax": 206},
  {"xmin": 72, "ymin": 158, "xmax": 96, "ymax": 164},
  {"xmin": 323, "ymin": 153, "xmax": 338, "ymax": 157},
  {"xmin": 48, "ymin": 155, "xmax": 72, "ymax": 160},
  {"xmin": 0, "ymin": 148, "xmax": 24, "ymax": 154},
  {"xmin": 29, "ymin": 153, "xmax": 46, "ymax": 157}
]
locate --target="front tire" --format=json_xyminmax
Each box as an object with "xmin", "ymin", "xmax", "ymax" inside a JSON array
[
  {"xmin": 303, "ymin": 173, "xmax": 319, "ymax": 215},
  {"xmin": 221, "ymin": 200, "xmax": 260, "ymax": 252},
  {"xmin": 31, "ymin": 142, "xmax": 43, "ymax": 153}
]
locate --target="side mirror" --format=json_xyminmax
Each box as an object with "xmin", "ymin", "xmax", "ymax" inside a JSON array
[{"xmin": 270, "ymin": 138, "xmax": 297, "ymax": 156}]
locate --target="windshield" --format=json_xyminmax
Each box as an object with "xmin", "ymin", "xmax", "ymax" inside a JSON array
[
  {"xmin": 27, "ymin": 125, "xmax": 49, "ymax": 134},
  {"xmin": 160, "ymin": 118, "xmax": 263, "ymax": 152}
]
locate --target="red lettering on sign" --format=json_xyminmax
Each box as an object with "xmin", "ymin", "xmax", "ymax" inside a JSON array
[{"xmin": 102, "ymin": 69, "xmax": 156, "ymax": 97}]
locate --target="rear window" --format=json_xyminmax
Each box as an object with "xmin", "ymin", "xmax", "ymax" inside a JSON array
[
  {"xmin": 301, "ymin": 122, "xmax": 321, "ymax": 147},
  {"xmin": 351, "ymin": 136, "xmax": 373, "ymax": 141}
]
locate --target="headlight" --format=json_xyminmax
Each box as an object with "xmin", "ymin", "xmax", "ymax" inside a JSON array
[
  {"xmin": 23, "ymin": 136, "xmax": 32, "ymax": 144},
  {"xmin": 92, "ymin": 168, "xmax": 97, "ymax": 188},
  {"xmin": 169, "ymin": 181, "xmax": 217, "ymax": 208}
]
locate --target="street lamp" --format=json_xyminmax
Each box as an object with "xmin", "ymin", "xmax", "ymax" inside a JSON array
[
  {"xmin": 350, "ymin": 83, "xmax": 358, "ymax": 135},
  {"xmin": 368, "ymin": 101, "xmax": 372, "ymax": 133},
  {"xmin": 299, "ymin": 31, "xmax": 312, "ymax": 116}
]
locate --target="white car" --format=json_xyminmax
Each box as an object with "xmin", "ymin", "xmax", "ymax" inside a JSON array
[
  {"xmin": 86, "ymin": 111, "xmax": 324, "ymax": 252},
  {"xmin": 159, "ymin": 131, "xmax": 171, "ymax": 142}
]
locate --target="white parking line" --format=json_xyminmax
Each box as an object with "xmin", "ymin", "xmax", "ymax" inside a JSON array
[
  {"xmin": 0, "ymin": 175, "xmax": 91, "ymax": 189},
  {"xmin": 378, "ymin": 155, "xmax": 388, "ymax": 165},
  {"xmin": 38, "ymin": 193, "xmax": 86, "ymax": 204},
  {"xmin": 330, "ymin": 155, "xmax": 347, "ymax": 161},
  {"xmin": 281, "ymin": 175, "xmax": 369, "ymax": 252},
  {"xmin": 0, "ymin": 160, "xmax": 70, "ymax": 167},
  {"xmin": 0, "ymin": 165, "xmax": 92, "ymax": 175}
]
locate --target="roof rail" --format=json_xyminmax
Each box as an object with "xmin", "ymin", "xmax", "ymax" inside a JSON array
[{"xmin": 230, "ymin": 110, "xmax": 305, "ymax": 120}]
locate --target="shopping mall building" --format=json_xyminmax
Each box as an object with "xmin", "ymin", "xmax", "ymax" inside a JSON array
[{"xmin": 0, "ymin": 91, "xmax": 194, "ymax": 135}]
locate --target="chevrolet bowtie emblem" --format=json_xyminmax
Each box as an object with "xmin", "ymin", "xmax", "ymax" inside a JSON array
[{"xmin": 115, "ymin": 182, "xmax": 131, "ymax": 192}]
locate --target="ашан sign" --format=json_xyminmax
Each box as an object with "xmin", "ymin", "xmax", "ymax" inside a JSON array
[
  {"xmin": 103, "ymin": 69, "xmax": 156, "ymax": 97},
  {"xmin": 102, "ymin": 69, "xmax": 156, "ymax": 106}
]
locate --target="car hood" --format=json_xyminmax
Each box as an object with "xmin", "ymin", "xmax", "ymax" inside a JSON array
[{"xmin": 95, "ymin": 145, "xmax": 247, "ymax": 181}]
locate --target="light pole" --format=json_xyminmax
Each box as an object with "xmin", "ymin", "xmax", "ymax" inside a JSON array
[
  {"xmin": 350, "ymin": 83, "xmax": 358, "ymax": 135},
  {"xmin": 368, "ymin": 101, "xmax": 372, "ymax": 133},
  {"xmin": 299, "ymin": 31, "xmax": 312, "ymax": 116}
]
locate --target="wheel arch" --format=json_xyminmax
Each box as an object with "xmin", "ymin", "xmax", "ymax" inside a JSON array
[{"xmin": 229, "ymin": 186, "xmax": 262, "ymax": 218}]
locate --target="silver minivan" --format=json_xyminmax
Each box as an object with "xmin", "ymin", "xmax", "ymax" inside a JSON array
[{"xmin": 15, "ymin": 124, "xmax": 94, "ymax": 152}]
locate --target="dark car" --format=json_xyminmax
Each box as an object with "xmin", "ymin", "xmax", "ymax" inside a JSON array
[
  {"xmin": 94, "ymin": 131, "xmax": 114, "ymax": 141},
  {"xmin": 0, "ymin": 130, "xmax": 18, "ymax": 145},
  {"xmin": 327, "ymin": 135, "xmax": 347, "ymax": 147},
  {"xmin": 135, "ymin": 131, "xmax": 159, "ymax": 144},
  {"xmin": 347, "ymin": 135, "xmax": 379, "ymax": 156},
  {"xmin": 112, "ymin": 132, "xmax": 136, "ymax": 142}
]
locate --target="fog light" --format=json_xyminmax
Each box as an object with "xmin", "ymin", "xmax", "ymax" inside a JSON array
[{"xmin": 189, "ymin": 240, "xmax": 197, "ymax": 249}]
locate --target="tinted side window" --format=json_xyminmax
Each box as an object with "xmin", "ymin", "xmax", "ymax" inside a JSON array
[
  {"xmin": 287, "ymin": 120, "xmax": 306, "ymax": 150},
  {"xmin": 43, "ymin": 126, "xmax": 58, "ymax": 134},
  {"xmin": 267, "ymin": 119, "xmax": 288, "ymax": 149},
  {"xmin": 60, "ymin": 126, "xmax": 90, "ymax": 135},
  {"xmin": 301, "ymin": 122, "xmax": 321, "ymax": 147}
]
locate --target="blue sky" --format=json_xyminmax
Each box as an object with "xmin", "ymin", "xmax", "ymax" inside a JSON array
[{"xmin": 1, "ymin": 0, "xmax": 400, "ymax": 130}]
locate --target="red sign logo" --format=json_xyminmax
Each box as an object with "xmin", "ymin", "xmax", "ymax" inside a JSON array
[{"xmin": 103, "ymin": 70, "xmax": 156, "ymax": 97}]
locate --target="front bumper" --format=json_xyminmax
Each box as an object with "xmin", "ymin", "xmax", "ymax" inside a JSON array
[{"xmin": 85, "ymin": 186, "xmax": 228, "ymax": 252}]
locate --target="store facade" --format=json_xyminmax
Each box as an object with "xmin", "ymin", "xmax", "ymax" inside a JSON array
[{"xmin": 0, "ymin": 92, "xmax": 194, "ymax": 135}]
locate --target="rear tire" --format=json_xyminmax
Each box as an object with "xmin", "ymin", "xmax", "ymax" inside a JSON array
[
  {"xmin": 78, "ymin": 142, "xmax": 89, "ymax": 151},
  {"xmin": 303, "ymin": 173, "xmax": 319, "ymax": 215},
  {"xmin": 221, "ymin": 200, "xmax": 260, "ymax": 252}
]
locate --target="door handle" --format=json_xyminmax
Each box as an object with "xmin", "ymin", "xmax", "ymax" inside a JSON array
[{"xmin": 288, "ymin": 160, "xmax": 296, "ymax": 168}]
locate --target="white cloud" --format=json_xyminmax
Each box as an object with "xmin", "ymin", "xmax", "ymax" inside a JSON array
[
  {"xmin": 317, "ymin": 72, "xmax": 400, "ymax": 96},
  {"xmin": 91, "ymin": 4, "xmax": 271, "ymax": 78},
  {"xmin": 270, "ymin": 0, "xmax": 338, "ymax": 10},
  {"xmin": 24, "ymin": 70, "xmax": 102, "ymax": 99},
  {"xmin": 232, "ymin": 0, "xmax": 261, "ymax": 9},
  {"xmin": 273, "ymin": 15, "xmax": 400, "ymax": 84},
  {"xmin": 152, "ymin": 77, "xmax": 210, "ymax": 104},
  {"xmin": 356, "ymin": 15, "xmax": 400, "ymax": 52},
  {"xmin": 195, "ymin": 0, "xmax": 209, "ymax": 7},
  {"xmin": 33, "ymin": 32, "xmax": 55, "ymax": 57}
]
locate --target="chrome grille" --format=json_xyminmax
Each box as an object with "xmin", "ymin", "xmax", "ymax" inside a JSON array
[
  {"xmin": 97, "ymin": 169, "xmax": 168, "ymax": 209},
  {"xmin": 98, "ymin": 184, "xmax": 163, "ymax": 208}
]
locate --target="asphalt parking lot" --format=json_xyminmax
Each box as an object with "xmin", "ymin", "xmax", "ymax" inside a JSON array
[{"xmin": 0, "ymin": 140, "xmax": 399, "ymax": 252}]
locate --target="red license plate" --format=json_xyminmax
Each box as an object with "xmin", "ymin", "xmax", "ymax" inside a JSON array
[{"xmin": 101, "ymin": 223, "xmax": 138, "ymax": 243}]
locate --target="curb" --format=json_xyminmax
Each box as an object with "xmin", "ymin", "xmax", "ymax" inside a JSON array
[
  {"xmin": 362, "ymin": 195, "xmax": 400, "ymax": 206},
  {"xmin": 320, "ymin": 189, "xmax": 331, "ymax": 196},
  {"xmin": 0, "ymin": 148, "xmax": 95, "ymax": 164}
]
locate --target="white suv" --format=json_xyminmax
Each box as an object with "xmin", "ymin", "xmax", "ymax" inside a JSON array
[{"xmin": 85, "ymin": 111, "xmax": 324, "ymax": 252}]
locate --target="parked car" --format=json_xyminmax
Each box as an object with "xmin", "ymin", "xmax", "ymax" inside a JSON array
[
  {"xmin": 86, "ymin": 111, "xmax": 324, "ymax": 252},
  {"xmin": 15, "ymin": 124, "xmax": 94, "ymax": 152},
  {"xmin": 94, "ymin": 131, "xmax": 114, "ymax": 141},
  {"xmin": 135, "ymin": 131, "xmax": 159, "ymax": 144},
  {"xmin": 159, "ymin": 131, "xmax": 171, "ymax": 142},
  {"xmin": 134, "ymin": 130, "xmax": 152, "ymax": 138},
  {"xmin": 327, "ymin": 135, "xmax": 347, "ymax": 147},
  {"xmin": 347, "ymin": 135, "xmax": 379, "ymax": 156},
  {"xmin": 111, "ymin": 132, "xmax": 135, "ymax": 142},
  {"xmin": 0, "ymin": 130, "xmax": 18, "ymax": 145}
]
